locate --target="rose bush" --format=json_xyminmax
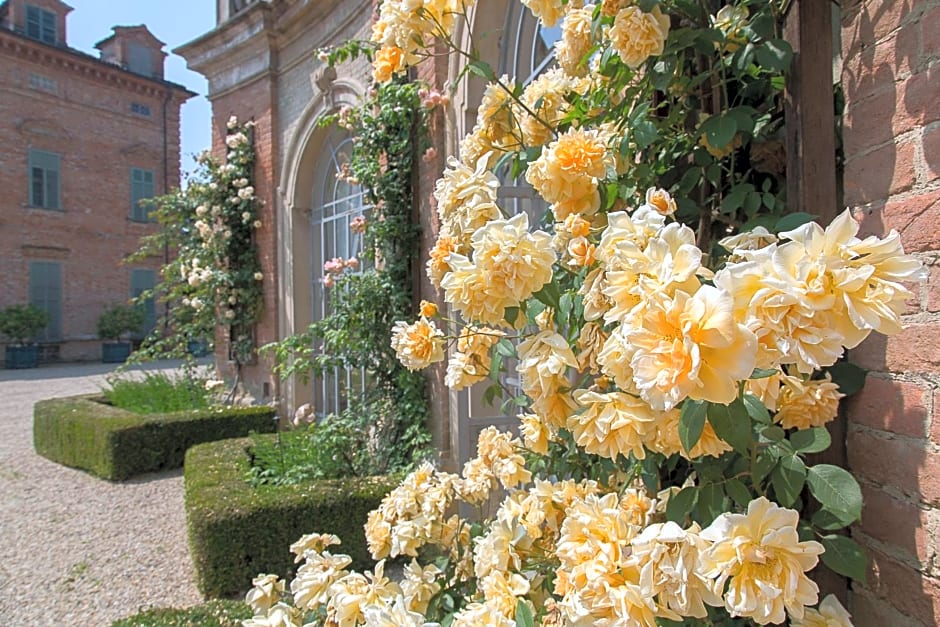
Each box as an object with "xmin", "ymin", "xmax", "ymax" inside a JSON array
[{"xmin": 242, "ymin": 1, "xmax": 925, "ymax": 626}]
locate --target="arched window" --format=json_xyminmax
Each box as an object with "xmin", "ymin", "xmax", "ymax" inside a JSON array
[
  {"xmin": 499, "ymin": 3, "xmax": 562, "ymax": 85},
  {"xmin": 454, "ymin": 2, "xmax": 563, "ymax": 463},
  {"xmin": 494, "ymin": 4, "xmax": 562, "ymax": 221},
  {"xmin": 309, "ymin": 126, "xmax": 369, "ymax": 417}
]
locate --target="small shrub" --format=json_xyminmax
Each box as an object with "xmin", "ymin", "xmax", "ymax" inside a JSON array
[
  {"xmin": 97, "ymin": 304, "xmax": 145, "ymax": 341},
  {"xmin": 33, "ymin": 395, "xmax": 277, "ymax": 480},
  {"xmin": 185, "ymin": 436, "xmax": 397, "ymax": 598},
  {"xmin": 0, "ymin": 303, "xmax": 49, "ymax": 345},
  {"xmin": 104, "ymin": 371, "xmax": 213, "ymax": 415},
  {"xmin": 111, "ymin": 599, "xmax": 251, "ymax": 627}
]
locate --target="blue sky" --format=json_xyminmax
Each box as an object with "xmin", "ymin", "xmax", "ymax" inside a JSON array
[{"xmin": 67, "ymin": 1, "xmax": 215, "ymax": 175}]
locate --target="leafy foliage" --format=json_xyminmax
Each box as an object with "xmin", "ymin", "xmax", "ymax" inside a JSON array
[
  {"xmin": 129, "ymin": 119, "xmax": 263, "ymax": 366},
  {"xmin": 0, "ymin": 303, "xmax": 49, "ymax": 344},
  {"xmin": 263, "ymin": 81, "xmax": 433, "ymax": 476}
]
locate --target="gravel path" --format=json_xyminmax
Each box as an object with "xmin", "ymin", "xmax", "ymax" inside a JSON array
[{"xmin": 0, "ymin": 361, "xmax": 204, "ymax": 625}]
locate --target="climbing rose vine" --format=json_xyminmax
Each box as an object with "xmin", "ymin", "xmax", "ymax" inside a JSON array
[{"xmin": 242, "ymin": 1, "xmax": 925, "ymax": 626}]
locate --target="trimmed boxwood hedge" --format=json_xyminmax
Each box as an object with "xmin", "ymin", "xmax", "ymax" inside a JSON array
[
  {"xmin": 185, "ymin": 436, "xmax": 398, "ymax": 598},
  {"xmin": 33, "ymin": 395, "xmax": 277, "ymax": 481}
]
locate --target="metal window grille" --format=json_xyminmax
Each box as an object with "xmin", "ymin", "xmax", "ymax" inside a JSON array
[{"xmin": 309, "ymin": 127, "xmax": 371, "ymax": 418}]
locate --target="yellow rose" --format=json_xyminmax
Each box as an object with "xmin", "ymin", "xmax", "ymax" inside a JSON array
[
  {"xmin": 372, "ymin": 45, "xmax": 405, "ymax": 83},
  {"xmin": 569, "ymin": 389, "xmax": 659, "ymax": 460},
  {"xmin": 791, "ymin": 594, "xmax": 854, "ymax": 627},
  {"xmin": 608, "ymin": 6, "xmax": 670, "ymax": 69},
  {"xmin": 525, "ymin": 127, "xmax": 615, "ymax": 220},
  {"xmin": 441, "ymin": 213, "xmax": 556, "ymax": 326},
  {"xmin": 700, "ymin": 497, "xmax": 824, "ymax": 624},
  {"xmin": 626, "ymin": 285, "xmax": 757, "ymax": 411},
  {"xmin": 390, "ymin": 317, "xmax": 445, "ymax": 371},
  {"xmin": 418, "ymin": 300, "xmax": 438, "ymax": 317},
  {"xmin": 773, "ymin": 373, "xmax": 843, "ymax": 431},
  {"xmin": 557, "ymin": 5, "xmax": 595, "ymax": 77}
]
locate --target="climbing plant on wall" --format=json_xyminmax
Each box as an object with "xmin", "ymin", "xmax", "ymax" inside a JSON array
[
  {"xmin": 130, "ymin": 117, "xmax": 264, "ymax": 372},
  {"xmin": 264, "ymin": 80, "xmax": 436, "ymax": 475}
]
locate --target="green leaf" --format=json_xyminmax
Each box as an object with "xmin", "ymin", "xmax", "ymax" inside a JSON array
[
  {"xmin": 827, "ymin": 361, "xmax": 868, "ymax": 397},
  {"xmin": 515, "ymin": 600, "xmax": 535, "ymax": 627},
  {"xmin": 807, "ymin": 464, "xmax": 863, "ymax": 523},
  {"xmin": 812, "ymin": 508, "xmax": 856, "ymax": 531},
  {"xmin": 666, "ymin": 486, "xmax": 698, "ymax": 523},
  {"xmin": 820, "ymin": 535, "xmax": 868, "ymax": 583},
  {"xmin": 755, "ymin": 39, "xmax": 793, "ymax": 72},
  {"xmin": 707, "ymin": 399, "xmax": 751, "ymax": 453},
  {"xmin": 700, "ymin": 114, "xmax": 737, "ymax": 151},
  {"xmin": 494, "ymin": 339, "xmax": 516, "ymax": 358},
  {"xmin": 633, "ymin": 119, "xmax": 659, "ymax": 149},
  {"xmin": 775, "ymin": 212, "xmax": 817, "ymax": 233},
  {"xmin": 696, "ymin": 484, "xmax": 725, "ymax": 525},
  {"xmin": 504, "ymin": 306, "xmax": 520, "ymax": 326},
  {"xmin": 725, "ymin": 106, "xmax": 757, "ymax": 135},
  {"xmin": 679, "ymin": 400, "xmax": 708, "ymax": 454},
  {"xmin": 725, "ymin": 478, "xmax": 753, "ymax": 508},
  {"xmin": 771, "ymin": 455, "xmax": 806, "ymax": 507},
  {"xmin": 750, "ymin": 368, "xmax": 778, "ymax": 379},
  {"xmin": 790, "ymin": 428, "xmax": 832, "ymax": 454},
  {"xmin": 762, "ymin": 425, "xmax": 786, "ymax": 442},
  {"xmin": 752, "ymin": 450, "xmax": 776, "ymax": 485},
  {"xmin": 533, "ymin": 282, "xmax": 561, "ymax": 310},
  {"xmin": 743, "ymin": 393, "xmax": 771, "ymax": 424},
  {"xmin": 468, "ymin": 60, "xmax": 496, "ymax": 81}
]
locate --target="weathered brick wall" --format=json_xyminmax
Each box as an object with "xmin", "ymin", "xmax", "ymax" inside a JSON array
[
  {"xmin": 842, "ymin": 1, "xmax": 940, "ymax": 624},
  {"xmin": 0, "ymin": 34, "xmax": 187, "ymax": 361}
]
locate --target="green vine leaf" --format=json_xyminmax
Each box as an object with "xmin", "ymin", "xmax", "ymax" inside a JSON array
[
  {"xmin": 679, "ymin": 399, "xmax": 708, "ymax": 454},
  {"xmin": 820, "ymin": 534, "xmax": 868, "ymax": 583},
  {"xmin": 807, "ymin": 464, "xmax": 863, "ymax": 523},
  {"xmin": 707, "ymin": 399, "xmax": 751, "ymax": 454}
]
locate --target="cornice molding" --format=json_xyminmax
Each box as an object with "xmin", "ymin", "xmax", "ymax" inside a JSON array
[{"xmin": 0, "ymin": 30, "xmax": 194, "ymax": 100}]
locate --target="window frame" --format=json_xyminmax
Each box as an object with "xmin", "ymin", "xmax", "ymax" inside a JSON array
[
  {"xmin": 25, "ymin": 4, "xmax": 57, "ymax": 45},
  {"xmin": 29, "ymin": 261, "xmax": 62, "ymax": 342},
  {"xmin": 28, "ymin": 149, "xmax": 61, "ymax": 210},
  {"xmin": 129, "ymin": 167, "xmax": 156, "ymax": 222}
]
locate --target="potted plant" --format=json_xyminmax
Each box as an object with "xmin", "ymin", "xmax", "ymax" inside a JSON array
[
  {"xmin": 0, "ymin": 304, "xmax": 50, "ymax": 369},
  {"xmin": 97, "ymin": 304, "xmax": 144, "ymax": 363}
]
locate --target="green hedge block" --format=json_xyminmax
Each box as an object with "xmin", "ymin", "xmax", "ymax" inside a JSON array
[
  {"xmin": 33, "ymin": 395, "xmax": 277, "ymax": 481},
  {"xmin": 185, "ymin": 436, "xmax": 397, "ymax": 599}
]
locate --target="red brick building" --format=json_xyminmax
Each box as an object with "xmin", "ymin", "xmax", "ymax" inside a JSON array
[{"xmin": 0, "ymin": 0, "xmax": 193, "ymax": 362}]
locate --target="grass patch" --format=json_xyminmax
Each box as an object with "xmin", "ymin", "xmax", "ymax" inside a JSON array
[
  {"xmin": 103, "ymin": 371, "xmax": 213, "ymax": 415},
  {"xmin": 111, "ymin": 599, "xmax": 251, "ymax": 627}
]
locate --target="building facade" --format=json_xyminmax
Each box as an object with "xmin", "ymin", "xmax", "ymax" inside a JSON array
[
  {"xmin": 179, "ymin": 1, "xmax": 940, "ymax": 622},
  {"xmin": 0, "ymin": 0, "xmax": 193, "ymax": 361}
]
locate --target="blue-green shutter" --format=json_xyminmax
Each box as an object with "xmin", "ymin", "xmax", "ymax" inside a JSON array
[
  {"xmin": 130, "ymin": 269, "xmax": 156, "ymax": 336},
  {"xmin": 29, "ymin": 262, "xmax": 62, "ymax": 341},
  {"xmin": 130, "ymin": 168, "xmax": 155, "ymax": 221},
  {"xmin": 29, "ymin": 150, "xmax": 60, "ymax": 210},
  {"xmin": 25, "ymin": 5, "xmax": 56, "ymax": 44}
]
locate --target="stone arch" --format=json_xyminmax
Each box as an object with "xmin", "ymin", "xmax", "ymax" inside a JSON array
[{"xmin": 276, "ymin": 76, "xmax": 366, "ymax": 414}]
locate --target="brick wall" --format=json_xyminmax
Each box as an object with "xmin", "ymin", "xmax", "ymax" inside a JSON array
[
  {"xmin": 0, "ymin": 32, "xmax": 188, "ymax": 361},
  {"xmin": 842, "ymin": 1, "xmax": 940, "ymax": 624}
]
